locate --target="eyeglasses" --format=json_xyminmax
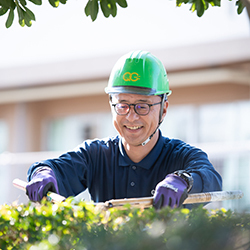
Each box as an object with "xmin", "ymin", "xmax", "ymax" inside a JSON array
[{"xmin": 112, "ymin": 102, "xmax": 162, "ymax": 116}]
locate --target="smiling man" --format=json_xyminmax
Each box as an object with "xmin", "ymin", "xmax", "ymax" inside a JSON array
[
  {"xmin": 26, "ymin": 51, "xmax": 222, "ymax": 209},
  {"xmin": 110, "ymin": 93, "xmax": 166, "ymax": 163}
]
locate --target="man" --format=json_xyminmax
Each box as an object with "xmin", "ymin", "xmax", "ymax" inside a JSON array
[{"xmin": 26, "ymin": 51, "xmax": 222, "ymax": 209}]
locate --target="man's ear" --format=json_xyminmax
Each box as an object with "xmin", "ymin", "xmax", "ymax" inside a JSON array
[
  {"xmin": 161, "ymin": 101, "xmax": 169, "ymax": 121},
  {"xmin": 109, "ymin": 95, "xmax": 113, "ymax": 109},
  {"xmin": 109, "ymin": 95, "xmax": 112, "ymax": 102}
]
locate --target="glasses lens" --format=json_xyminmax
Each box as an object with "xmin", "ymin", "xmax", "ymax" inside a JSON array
[
  {"xmin": 115, "ymin": 103, "xmax": 129, "ymax": 115},
  {"xmin": 135, "ymin": 103, "xmax": 149, "ymax": 115}
]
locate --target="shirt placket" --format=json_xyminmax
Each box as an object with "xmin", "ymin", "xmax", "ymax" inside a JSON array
[{"xmin": 126, "ymin": 164, "xmax": 138, "ymax": 197}]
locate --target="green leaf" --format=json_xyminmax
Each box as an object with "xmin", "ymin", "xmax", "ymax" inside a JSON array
[
  {"xmin": 84, "ymin": 0, "xmax": 90, "ymax": 16},
  {"xmin": 24, "ymin": 12, "xmax": 32, "ymax": 26},
  {"xmin": 85, "ymin": 0, "xmax": 99, "ymax": 21},
  {"xmin": 27, "ymin": 0, "xmax": 42, "ymax": 5},
  {"xmin": 0, "ymin": 0, "xmax": 16, "ymax": 9},
  {"xmin": 204, "ymin": 0, "xmax": 220, "ymax": 7},
  {"xmin": 24, "ymin": 6, "xmax": 35, "ymax": 20},
  {"xmin": 190, "ymin": 2, "xmax": 196, "ymax": 12},
  {"xmin": 100, "ymin": 0, "xmax": 111, "ymax": 17},
  {"xmin": 59, "ymin": 0, "xmax": 67, "ymax": 4},
  {"xmin": 16, "ymin": 3, "xmax": 25, "ymax": 26},
  {"xmin": 109, "ymin": 0, "xmax": 117, "ymax": 17},
  {"xmin": 115, "ymin": 0, "xmax": 127, "ymax": 8},
  {"xmin": 213, "ymin": 0, "xmax": 221, "ymax": 7},
  {"xmin": 0, "ymin": 6, "xmax": 8, "ymax": 16},
  {"xmin": 176, "ymin": 0, "xmax": 182, "ymax": 7},
  {"xmin": 196, "ymin": 0, "xmax": 205, "ymax": 17},
  {"xmin": 19, "ymin": 0, "xmax": 27, "ymax": 7},
  {"xmin": 236, "ymin": 0, "xmax": 245, "ymax": 14},
  {"xmin": 178, "ymin": 0, "xmax": 189, "ymax": 4},
  {"xmin": 100, "ymin": 0, "xmax": 117, "ymax": 18},
  {"xmin": 5, "ymin": 8, "xmax": 14, "ymax": 28},
  {"xmin": 49, "ymin": 0, "xmax": 60, "ymax": 7}
]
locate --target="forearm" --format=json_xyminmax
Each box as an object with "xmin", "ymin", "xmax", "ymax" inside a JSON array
[
  {"xmin": 189, "ymin": 171, "xmax": 222, "ymax": 194},
  {"xmin": 190, "ymin": 172, "xmax": 203, "ymax": 193},
  {"xmin": 180, "ymin": 150, "xmax": 223, "ymax": 194}
]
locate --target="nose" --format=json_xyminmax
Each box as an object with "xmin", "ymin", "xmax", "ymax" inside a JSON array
[{"xmin": 126, "ymin": 105, "xmax": 140, "ymax": 122}]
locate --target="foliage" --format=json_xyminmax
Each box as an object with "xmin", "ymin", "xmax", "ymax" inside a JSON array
[
  {"xmin": 1, "ymin": 198, "xmax": 250, "ymax": 250},
  {"xmin": 177, "ymin": 0, "xmax": 246, "ymax": 17},
  {"xmin": 0, "ymin": 0, "xmax": 247, "ymax": 28}
]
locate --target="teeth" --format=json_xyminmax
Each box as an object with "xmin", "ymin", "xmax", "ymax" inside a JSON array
[{"xmin": 126, "ymin": 126, "xmax": 141, "ymax": 130}]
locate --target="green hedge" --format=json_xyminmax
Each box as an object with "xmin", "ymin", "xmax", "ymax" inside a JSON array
[{"xmin": 1, "ymin": 199, "xmax": 250, "ymax": 250}]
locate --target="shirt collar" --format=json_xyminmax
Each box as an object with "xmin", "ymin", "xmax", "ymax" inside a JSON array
[{"xmin": 118, "ymin": 130, "xmax": 164, "ymax": 169}]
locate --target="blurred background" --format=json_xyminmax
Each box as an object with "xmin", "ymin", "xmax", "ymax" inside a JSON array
[{"xmin": 0, "ymin": 0, "xmax": 250, "ymax": 212}]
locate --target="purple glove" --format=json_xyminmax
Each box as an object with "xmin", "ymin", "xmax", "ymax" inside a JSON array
[
  {"xmin": 26, "ymin": 167, "xmax": 59, "ymax": 202},
  {"xmin": 153, "ymin": 174, "xmax": 188, "ymax": 209}
]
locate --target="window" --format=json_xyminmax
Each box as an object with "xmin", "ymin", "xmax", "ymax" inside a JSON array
[
  {"xmin": 161, "ymin": 100, "xmax": 250, "ymax": 212},
  {"xmin": 44, "ymin": 112, "xmax": 117, "ymax": 151},
  {"xmin": 0, "ymin": 120, "xmax": 9, "ymax": 204},
  {"xmin": 0, "ymin": 120, "xmax": 8, "ymax": 153}
]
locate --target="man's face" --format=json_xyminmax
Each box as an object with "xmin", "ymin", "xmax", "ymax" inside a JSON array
[{"xmin": 110, "ymin": 93, "xmax": 168, "ymax": 147}]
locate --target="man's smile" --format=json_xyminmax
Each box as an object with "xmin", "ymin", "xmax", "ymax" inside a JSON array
[{"xmin": 125, "ymin": 125, "xmax": 143, "ymax": 130}]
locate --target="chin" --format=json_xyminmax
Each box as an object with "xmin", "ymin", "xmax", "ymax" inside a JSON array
[{"xmin": 123, "ymin": 137, "xmax": 144, "ymax": 147}]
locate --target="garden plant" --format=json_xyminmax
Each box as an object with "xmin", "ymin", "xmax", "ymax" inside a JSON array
[{"xmin": 1, "ymin": 198, "xmax": 250, "ymax": 250}]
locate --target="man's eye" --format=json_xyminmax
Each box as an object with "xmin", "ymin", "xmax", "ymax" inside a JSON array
[
  {"xmin": 137, "ymin": 105, "xmax": 147, "ymax": 109},
  {"xmin": 118, "ymin": 104, "xmax": 128, "ymax": 109}
]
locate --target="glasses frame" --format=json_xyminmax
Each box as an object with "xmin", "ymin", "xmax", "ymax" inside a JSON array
[{"xmin": 112, "ymin": 102, "xmax": 162, "ymax": 116}]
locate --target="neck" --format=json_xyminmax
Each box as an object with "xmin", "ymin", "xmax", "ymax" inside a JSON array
[{"xmin": 123, "ymin": 130, "xmax": 160, "ymax": 163}]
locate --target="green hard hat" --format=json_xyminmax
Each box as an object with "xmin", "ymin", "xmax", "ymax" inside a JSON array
[{"xmin": 105, "ymin": 50, "xmax": 172, "ymax": 96}]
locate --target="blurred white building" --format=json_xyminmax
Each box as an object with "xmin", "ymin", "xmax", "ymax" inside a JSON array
[{"xmin": 0, "ymin": 0, "xmax": 249, "ymax": 211}]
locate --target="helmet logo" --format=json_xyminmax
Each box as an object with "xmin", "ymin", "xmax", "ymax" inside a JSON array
[{"xmin": 123, "ymin": 72, "xmax": 140, "ymax": 82}]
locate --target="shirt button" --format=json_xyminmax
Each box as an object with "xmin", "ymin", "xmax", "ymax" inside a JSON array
[
  {"xmin": 130, "ymin": 182, "xmax": 135, "ymax": 187},
  {"xmin": 132, "ymin": 166, "xmax": 136, "ymax": 170}
]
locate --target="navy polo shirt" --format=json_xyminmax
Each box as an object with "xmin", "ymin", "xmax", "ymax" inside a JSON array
[{"xmin": 27, "ymin": 130, "xmax": 222, "ymax": 202}]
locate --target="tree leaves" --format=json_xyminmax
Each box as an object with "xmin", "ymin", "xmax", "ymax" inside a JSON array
[
  {"xmin": 0, "ymin": 0, "xmax": 68, "ymax": 28},
  {"xmin": 49, "ymin": 0, "xmax": 60, "ymax": 8},
  {"xmin": 116, "ymin": 0, "xmax": 127, "ymax": 8},
  {"xmin": 24, "ymin": 5, "xmax": 35, "ymax": 20},
  {"xmin": 0, "ymin": 6, "xmax": 9, "ymax": 16},
  {"xmin": 16, "ymin": 2, "xmax": 25, "ymax": 26},
  {"xmin": 5, "ymin": 7, "xmax": 13, "ymax": 27},
  {"xmin": 176, "ymin": 0, "xmax": 245, "ymax": 17},
  {"xmin": 0, "ymin": 0, "xmax": 16, "ymax": 9},
  {"xmin": 14, "ymin": 0, "xmax": 36, "ymax": 27},
  {"xmin": 85, "ymin": 0, "xmax": 128, "ymax": 21},
  {"xmin": 192, "ymin": 0, "xmax": 208, "ymax": 17},
  {"xmin": 28, "ymin": 0, "xmax": 41, "ymax": 5},
  {"xmin": 0, "ymin": 0, "xmax": 247, "ymax": 28},
  {"xmin": 85, "ymin": 0, "xmax": 99, "ymax": 21},
  {"xmin": 236, "ymin": 0, "xmax": 245, "ymax": 14},
  {"xmin": 100, "ymin": 0, "xmax": 117, "ymax": 18}
]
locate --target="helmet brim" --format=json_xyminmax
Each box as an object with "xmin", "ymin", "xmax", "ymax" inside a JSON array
[
  {"xmin": 105, "ymin": 86, "xmax": 171, "ymax": 96},
  {"xmin": 105, "ymin": 86, "xmax": 156, "ymax": 95}
]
